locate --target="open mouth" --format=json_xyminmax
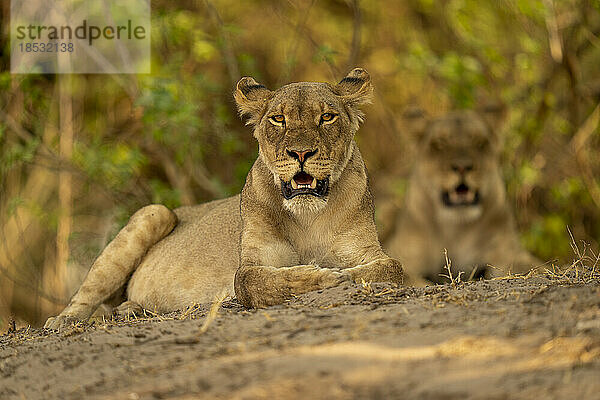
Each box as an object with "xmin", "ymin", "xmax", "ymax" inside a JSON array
[
  {"xmin": 442, "ymin": 183, "xmax": 480, "ymax": 207},
  {"xmin": 281, "ymin": 171, "xmax": 329, "ymax": 200}
]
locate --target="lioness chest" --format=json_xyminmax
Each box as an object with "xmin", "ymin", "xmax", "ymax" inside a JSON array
[
  {"xmin": 285, "ymin": 216, "xmax": 341, "ymax": 268},
  {"xmin": 435, "ymin": 220, "xmax": 508, "ymax": 272}
]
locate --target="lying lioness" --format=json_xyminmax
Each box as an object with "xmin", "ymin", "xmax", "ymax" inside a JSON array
[
  {"xmin": 385, "ymin": 108, "xmax": 539, "ymax": 284},
  {"xmin": 45, "ymin": 68, "xmax": 403, "ymax": 329}
]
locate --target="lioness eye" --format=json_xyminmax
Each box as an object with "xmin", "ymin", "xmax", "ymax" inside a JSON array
[
  {"xmin": 429, "ymin": 139, "xmax": 445, "ymax": 152},
  {"xmin": 477, "ymin": 139, "xmax": 489, "ymax": 150},
  {"xmin": 320, "ymin": 113, "xmax": 337, "ymax": 124},
  {"xmin": 269, "ymin": 115, "xmax": 285, "ymax": 126}
]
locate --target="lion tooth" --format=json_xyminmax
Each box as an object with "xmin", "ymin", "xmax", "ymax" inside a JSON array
[
  {"xmin": 310, "ymin": 178, "xmax": 317, "ymax": 189},
  {"xmin": 291, "ymin": 179, "xmax": 298, "ymax": 189}
]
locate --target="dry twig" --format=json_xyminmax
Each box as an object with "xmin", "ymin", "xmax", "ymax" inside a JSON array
[
  {"xmin": 198, "ymin": 291, "xmax": 228, "ymax": 335},
  {"xmin": 439, "ymin": 249, "xmax": 463, "ymax": 287}
]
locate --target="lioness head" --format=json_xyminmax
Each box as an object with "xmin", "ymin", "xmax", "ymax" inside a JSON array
[
  {"xmin": 234, "ymin": 68, "xmax": 372, "ymax": 213},
  {"xmin": 407, "ymin": 108, "xmax": 505, "ymax": 221}
]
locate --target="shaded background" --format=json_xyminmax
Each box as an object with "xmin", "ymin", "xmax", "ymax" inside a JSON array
[{"xmin": 0, "ymin": 0, "xmax": 599, "ymax": 328}]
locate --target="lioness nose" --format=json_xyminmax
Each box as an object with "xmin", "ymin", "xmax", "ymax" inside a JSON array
[
  {"xmin": 451, "ymin": 161, "xmax": 474, "ymax": 174},
  {"xmin": 286, "ymin": 149, "xmax": 317, "ymax": 163}
]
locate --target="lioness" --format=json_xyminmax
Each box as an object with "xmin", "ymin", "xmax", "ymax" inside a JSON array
[
  {"xmin": 385, "ymin": 108, "xmax": 539, "ymax": 284},
  {"xmin": 45, "ymin": 68, "xmax": 403, "ymax": 329}
]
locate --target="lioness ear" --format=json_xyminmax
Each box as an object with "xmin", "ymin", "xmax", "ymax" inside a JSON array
[
  {"xmin": 234, "ymin": 77, "xmax": 272, "ymax": 125},
  {"xmin": 478, "ymin": 102, "xmax": 507, "ymax": 139},
  {"xmin": 474, "ymin": 91, "xmax": 507, "ymax": 135},
  {"xmin": 402, "ymin": 106, "xmax": 429, "ymax": 143},
  {"xmin": 334, "ymin": 68, "xmax": 373, "ymax": 108},
  {"xmin": 475, "ymin": 102, "xmax": 508, "ymax": 145}
]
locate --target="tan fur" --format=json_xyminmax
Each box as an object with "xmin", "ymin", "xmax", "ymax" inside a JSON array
[
  {"xmin": 386, "ymin": 109, "xmax": 540, "ymax": 284},
  {"xmin": 45, "ymin": 69, "xmax": 402, "ymax": 329}
]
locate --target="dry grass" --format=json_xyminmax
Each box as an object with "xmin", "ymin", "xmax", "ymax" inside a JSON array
[
  {"xmin": 439, "ymin": 248, "xmax": 464, "ymax": 286},
  {"xmin": 489, "ymin": 267, "xmax": 540, "ymax": 281},
  {"xmin": 198, "ymin": 291, "xmax": 229, "ymax": 335},
  {"xmin": 485, "ymin": 227, "xmax": 600, "ymax": 284},
  {"xmin": 543, "ymin": 227, "xmax": 600, "ymax": 284},
  {"xmin": 360, "ymin": 279, "xmax": 373, "ymax": 295}
]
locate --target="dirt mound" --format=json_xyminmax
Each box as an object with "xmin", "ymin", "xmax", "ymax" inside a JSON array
[{"xmin": 1, "ymin": 274, "xmax": 599, "ymax": 399}]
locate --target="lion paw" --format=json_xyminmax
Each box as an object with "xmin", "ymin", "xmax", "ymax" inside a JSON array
[
  {"xmin": 113, "ymin": 300, "xmax": 144, "ymax": 318},
  {"xmin": 320, "ymin": 269, "xmax": 353, "ymax": 288},
  {"xmin": 43, "ymin": 314, "xmax": 81, "ymax": 331}
]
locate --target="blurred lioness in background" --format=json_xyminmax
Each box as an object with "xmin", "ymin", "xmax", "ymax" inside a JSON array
[{"xmin": 385, "ymin": 107, "xmax": 540, "ymax": 285}]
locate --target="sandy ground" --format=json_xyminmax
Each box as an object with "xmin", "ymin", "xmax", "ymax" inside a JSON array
[{"xmin": 1, "ymin": 270, "xmax": 600, "ymax": 400}]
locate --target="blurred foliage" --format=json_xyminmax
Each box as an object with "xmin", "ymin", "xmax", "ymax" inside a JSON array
[{"xmin": 1, "ymin": 0, "xmax": 600, "ymax": 327}]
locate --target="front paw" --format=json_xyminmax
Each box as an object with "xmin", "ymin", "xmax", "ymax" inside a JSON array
[
  {"xmin": 319, "ymin": 268, "xmax": 353, "ymax": 288},
  {"xmin": 43, "ymin": 314, "xmax": 81, "ymax": 331},
  {"xmin": 113, "ymin": 300, "xmax": 144, "ymax": 318},
  {"xmin": 346, "ymin": 258, "xmax": 404, "ymax": 284}
]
